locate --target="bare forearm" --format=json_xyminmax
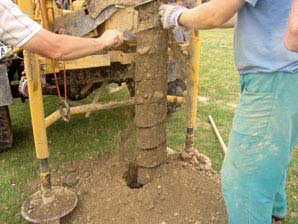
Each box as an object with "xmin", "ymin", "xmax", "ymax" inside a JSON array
[
  {"xmin": 220, "ymin": 14, "xmax": 236, "ymax": 28},
  {"xmin": 23, "ymin": 29, "xmax": 107, "ymax": 61},
  {"xmin": 52, "ymin": 34, "xmax": 105, "ymax": 60},
  {"xmin": 284, "ymin": 0, "xmax": 298, "ymax": 51},
  {"xmin": 178, "ymin": 0, "xmax": 243, "ymax": 29}
]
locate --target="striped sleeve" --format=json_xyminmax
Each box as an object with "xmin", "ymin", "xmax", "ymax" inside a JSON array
[{"xmin": 0, "ymin": 0, "xmax": 42, "ymax": 47}]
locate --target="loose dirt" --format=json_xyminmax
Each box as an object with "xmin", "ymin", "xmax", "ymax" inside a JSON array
[
  {"xmin": 50, "ymin": 154, "xmax": 229, "ymax": 224},
  {"xmin": 25, "ymin": 2, "xmax": 227, "ymax": 222}
]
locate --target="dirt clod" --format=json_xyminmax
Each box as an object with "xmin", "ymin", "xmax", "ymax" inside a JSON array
[{"xmin": 62, "ymin": 173, "xmax": 79, "ymax": 187}]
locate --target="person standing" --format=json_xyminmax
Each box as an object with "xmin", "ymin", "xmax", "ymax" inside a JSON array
[{"xmin": 160, "ymin": 1, "xmax": 298, "ymax": 223}]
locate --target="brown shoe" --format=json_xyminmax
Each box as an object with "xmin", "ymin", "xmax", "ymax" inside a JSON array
[{"xmin": 272, "ymin": 215, "xmax": 284, "ymax": 223}]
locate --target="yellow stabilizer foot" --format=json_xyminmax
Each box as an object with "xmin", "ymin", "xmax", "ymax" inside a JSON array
[{"xmin": 21, "ymin": 186, "xmax": 77, "ymax": 223}]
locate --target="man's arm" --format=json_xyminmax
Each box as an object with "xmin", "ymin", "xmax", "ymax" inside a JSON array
[
  {"xmin": 22, "ymin": 29, "xmax": 123, "ymax": 61},
  {"xmin": 284, "ymin": 0, "xmax": 298, "ymax": 52},
  {"xmin": 220, "ymin": 14, "xmax": 236, "ymax": 28},
  {"xmin": 160, "ymin": 0, "xmax": 244, "ymax": 30},
  {"xmin": 0, "ymin": 0, "xmax": 123, "ymax": 61},
  {"xmin": 179, "ymin": 0, "xmax": 244, "ymax": 29}
]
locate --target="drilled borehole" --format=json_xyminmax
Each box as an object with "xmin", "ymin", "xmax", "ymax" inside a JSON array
[{"xmin": 124, "ymin": 162, "xmax": 143, "ymax": 189}]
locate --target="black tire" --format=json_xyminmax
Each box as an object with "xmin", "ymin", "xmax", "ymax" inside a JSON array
[{"xmin": 0, "ymin": 105, "xmax": 13, "ymax": 152}]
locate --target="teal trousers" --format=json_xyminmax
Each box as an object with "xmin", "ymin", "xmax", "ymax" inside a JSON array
[{"xmin": 221, "ymin": 72, "xmax": 298, "ymax": 224}]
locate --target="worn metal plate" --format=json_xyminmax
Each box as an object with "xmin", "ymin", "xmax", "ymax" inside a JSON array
[
  {"xmin": 54, "ymin": 0, "xmax": 160, "ymax": 36},
  {"xmin": 54, "ymin": 6, "xmax": 119, "ymax": 36},
  {"xmin": 87, "ymin": 0, "xmax": 136, "ymax": 19}
]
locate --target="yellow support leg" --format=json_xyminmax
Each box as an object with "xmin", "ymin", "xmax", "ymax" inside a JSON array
[
  {"xmin": 185, "ymin": 1, "xmax": 201, "ymax": 152},
  {"xmin": 19, "ymin": 0, "xmax": 51, "ymax": 192},
  {"xmin": 24, "ymin": 50, "xmax": 51, "ymax": 191},
  {"xmin": 21, "ymin": 51, "xmax": 77, "ymax": 224},
  {"xmin": 19, "ymin": 1, "xmax": 77, "ymax": 222}
]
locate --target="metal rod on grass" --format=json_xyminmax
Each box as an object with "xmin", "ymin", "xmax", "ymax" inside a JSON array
[{"xmin": 208, "ymin": 115, "xmax": 228, "ymax": 154}]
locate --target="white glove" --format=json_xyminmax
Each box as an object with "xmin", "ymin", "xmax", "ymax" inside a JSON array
[{"xmin": 159, "ymin": 4, "xmax": 188, "ymax": 29}]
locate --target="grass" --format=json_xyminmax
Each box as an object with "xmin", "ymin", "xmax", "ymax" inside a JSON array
[{"xmin": 0, "ymin": 29, "xmax": 298, "ymax": 223}]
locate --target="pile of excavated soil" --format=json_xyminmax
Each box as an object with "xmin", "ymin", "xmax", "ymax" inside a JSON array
[{"xmin": 53, "ymin": 154, "xmax": 228, "ymax": 224}]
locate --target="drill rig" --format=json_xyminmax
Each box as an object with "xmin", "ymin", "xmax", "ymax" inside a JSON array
[{"xmin": 0, "ymin": 0, "xmax": 201, "ymax": 222}]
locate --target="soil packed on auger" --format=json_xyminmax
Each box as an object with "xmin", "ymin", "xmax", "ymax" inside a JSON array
[{"xmin": 134, "ymin": 1, "xmax": 168, "ymax": 186}]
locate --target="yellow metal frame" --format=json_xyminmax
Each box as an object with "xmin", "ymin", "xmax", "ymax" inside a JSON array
[
  {"xmin": 18, "ymin": 0, "xmax": 52, "ymax": 197},
  {"xmin": 17, "ymin": 0, "xmax": 201, "ymax": 156},
  {"xmin": 17, "ymin": 0, "xmax": 201, "ymax": 209},
  {"xmin": 24, "ymin": 50, "xmax": 49, "ymax": 159},
  {"xmin": 19, "ymin": 1, "xmax": 49, "ymax": 160},
  {"xmin": 45, "ymin": 95, "xmax": 185, "ymax": 128},
  {"xmin": 16, "ymin": 0, "xmax": 146, "ymax": 195},
  {"xmin": 39, "ymin": 51, "xmax": 136, "ymax": 74},
  {"xmin": 45, "ymin": 99, "xmax": 134, "ymax": 127}
]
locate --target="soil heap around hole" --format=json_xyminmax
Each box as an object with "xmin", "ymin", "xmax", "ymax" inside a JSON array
[{"xmin": 59, "ymin": 156, "xmax": 228, "ymax": 224}]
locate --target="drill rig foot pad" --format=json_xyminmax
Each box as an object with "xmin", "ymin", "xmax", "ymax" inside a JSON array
[{"xmin": 21, "ymin": 186, "xmax": 77, "ymax": 223}]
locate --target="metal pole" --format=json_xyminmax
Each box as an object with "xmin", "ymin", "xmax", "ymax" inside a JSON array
[
  {"xmin": 17, "ymin": 0, "xmax": 34, "ymax": 16},
  {"xmin": 19, "ymin": 1, "xmax": 79, "ymax": 222},
  {"xmin": 45, "ymin": 99, "xmax": 135, "ymax": 127},
  {"xmin": 19, "ymin": 0, "xmax": 52, "ymax": 199},
  {"xmin": 44, "ymin": 96, "xmax": 184, "ymax": 128},
  {"xmin": 208, "ymin": 115, "xmax": 228, "ymax": 154},
  {"xmin": 38, "ymin": 0, "xmax": 51, "ymax": 30},
  {"xmin": 24, "ymin": 50, "xmax": 52, "ymax": 194},
  {"xmin": 167, "ymin": 95, "xmax": 186, "ymax": 104},
  {"xmin": 184, "ymin": 0, "xmax": 202, "ymax": 152}
]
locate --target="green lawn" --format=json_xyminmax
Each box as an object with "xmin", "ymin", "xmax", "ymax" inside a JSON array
[{"xmin": 0, "ymin": 29, "xmax": 298, "ymax": 223}]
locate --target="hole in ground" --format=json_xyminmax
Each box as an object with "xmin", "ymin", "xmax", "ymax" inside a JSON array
[{"xmin": 123, "ymin": 162, "xmax": 144, "ymax": 189}]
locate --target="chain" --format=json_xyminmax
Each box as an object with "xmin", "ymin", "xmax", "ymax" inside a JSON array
[{"xmin": 38, "ymin": 0, "xmax": 70, "ymax": 121}]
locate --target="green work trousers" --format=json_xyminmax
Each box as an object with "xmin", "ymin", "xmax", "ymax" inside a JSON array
[{"xmin": 221, "ymin": 72, "xmax": 298, "ymax": 224}]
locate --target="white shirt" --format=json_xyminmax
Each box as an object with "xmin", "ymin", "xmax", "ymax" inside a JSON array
[{"xmin": 0, "ymin": 0, "xmax": 42, "ymax": 47}]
